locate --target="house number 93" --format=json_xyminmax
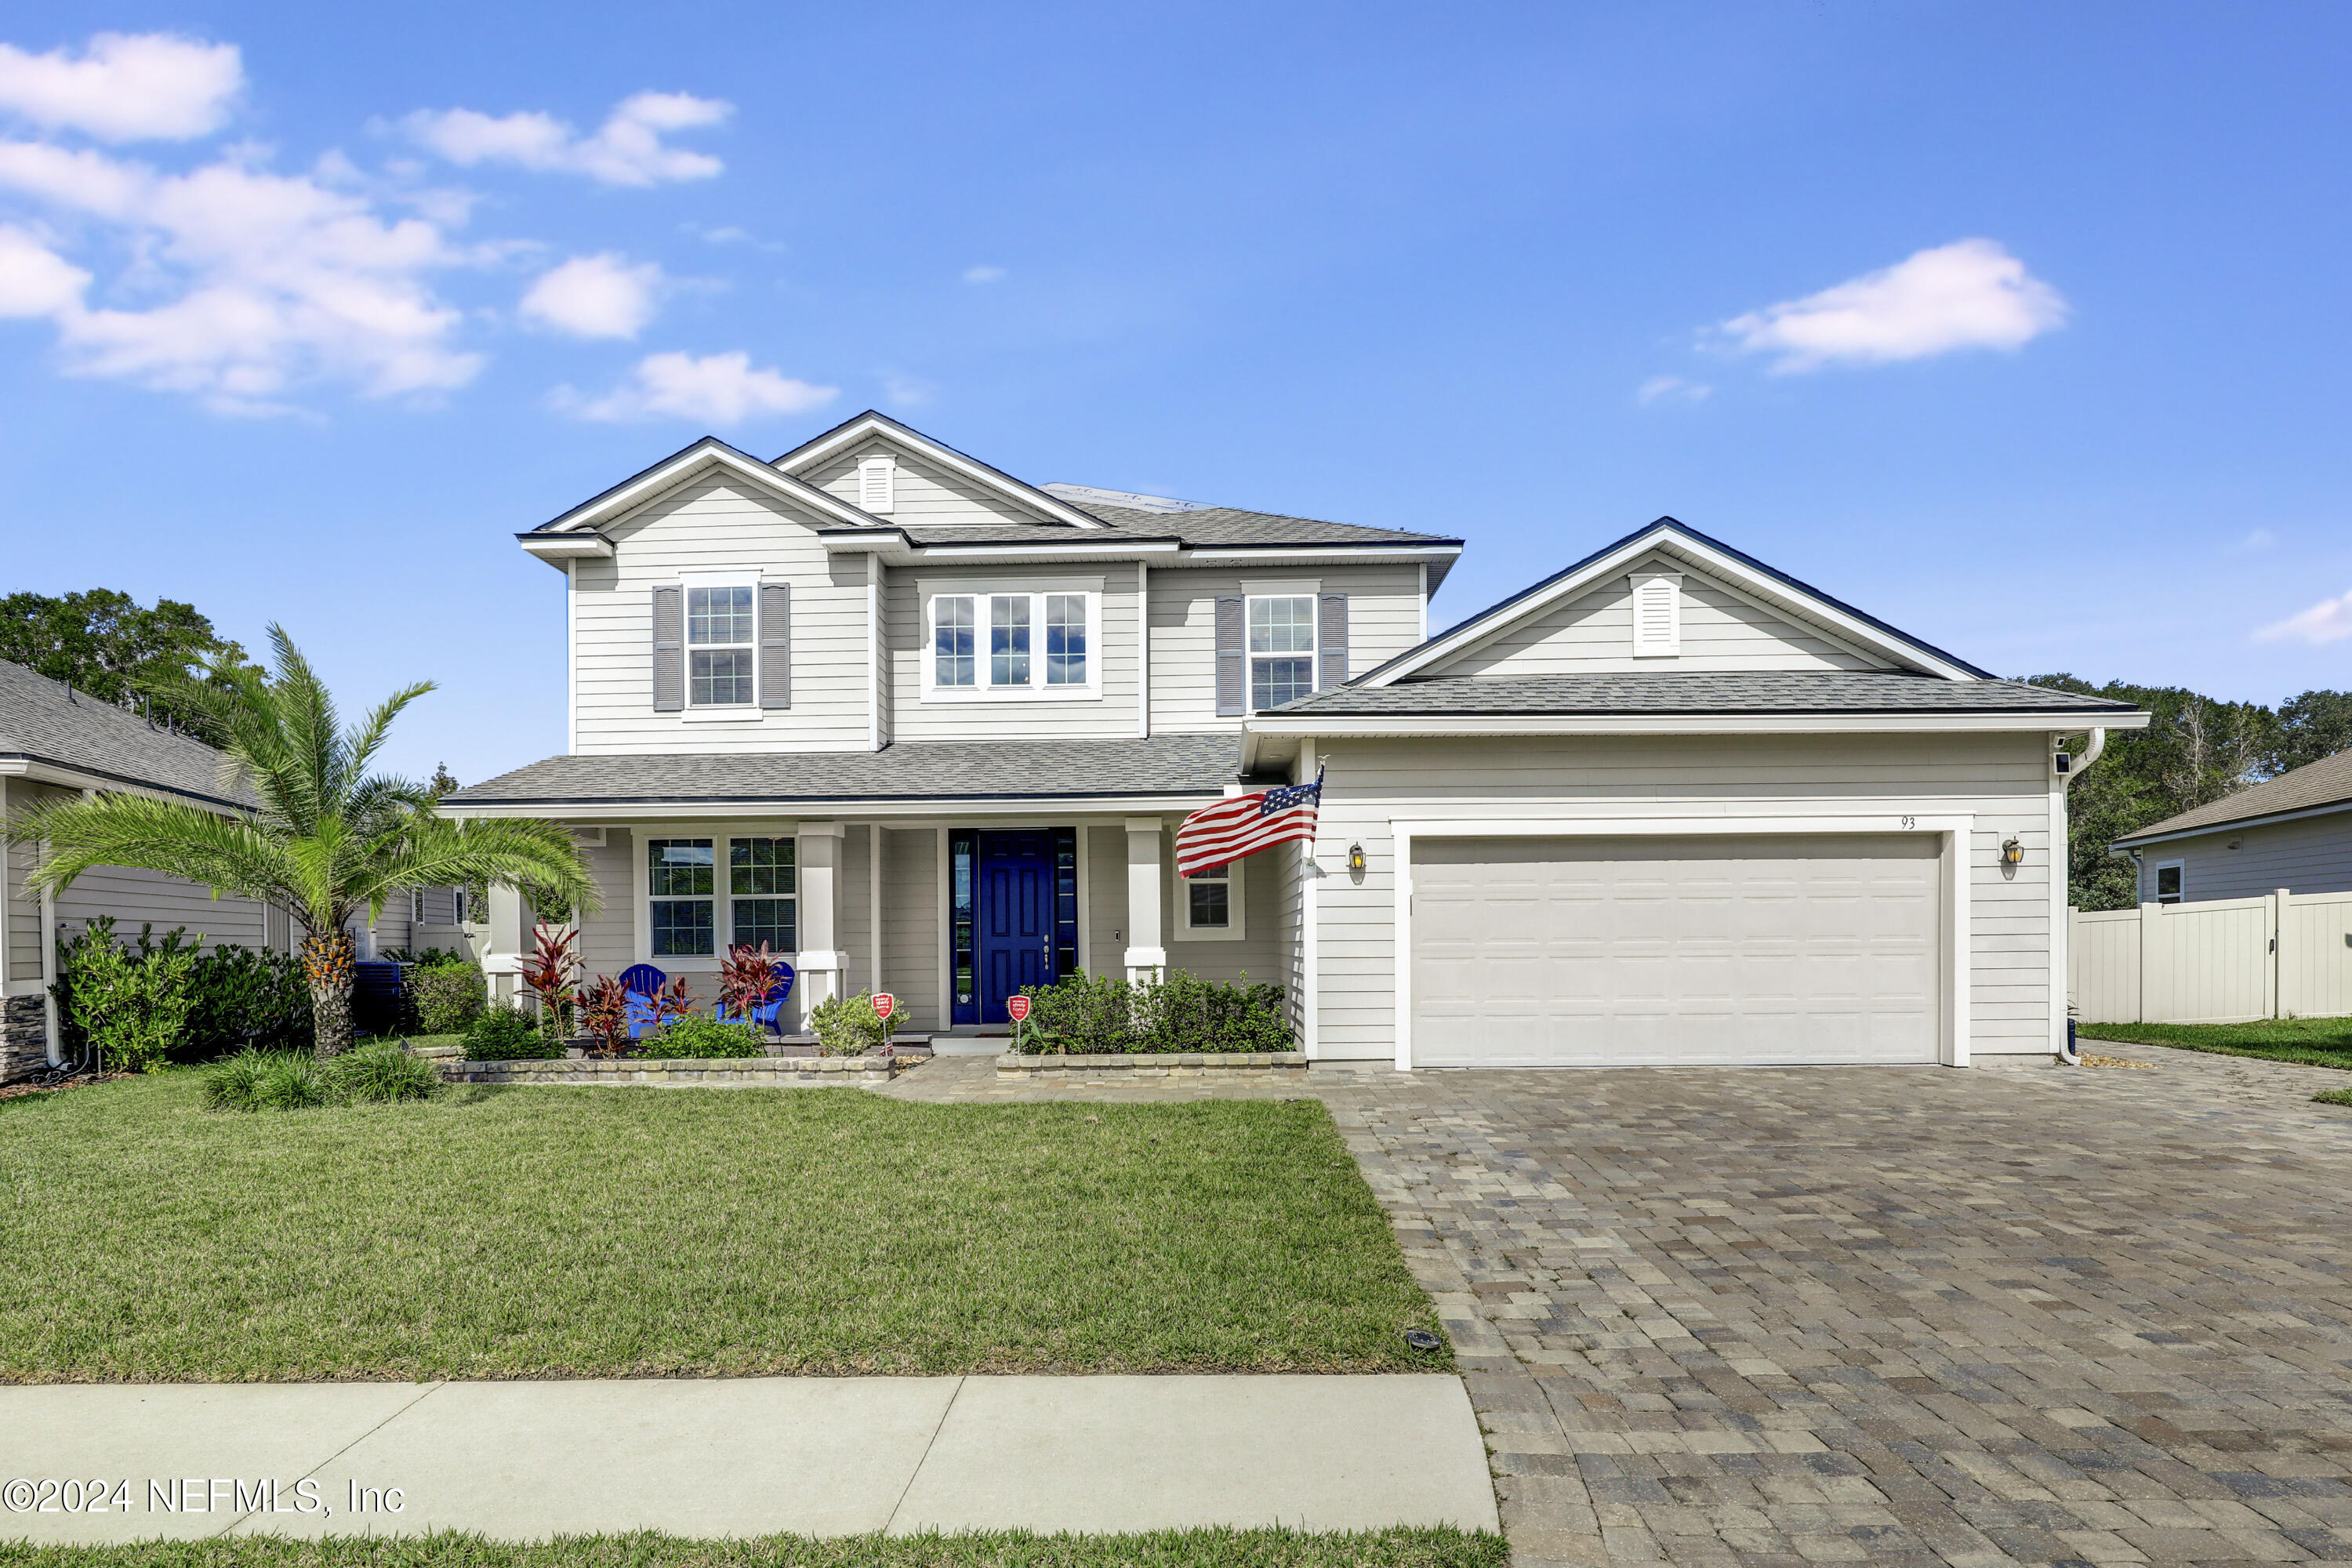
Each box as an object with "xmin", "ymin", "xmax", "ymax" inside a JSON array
[{"xmin": 1899, "ymin": 815, "xmax": 1916, "ymax": 829}]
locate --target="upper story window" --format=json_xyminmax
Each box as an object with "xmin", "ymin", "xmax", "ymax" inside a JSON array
[
  {"xmin": 927, "ymin": 590, "xmax": 1096, "ymax": 700},
  {"xmin": 1249, "ymin": 594, "xmax": 1316, "ymax": 711},
  {"xmin": 687, "ymin": 586, "xmax": 756, "ymax": 706}
]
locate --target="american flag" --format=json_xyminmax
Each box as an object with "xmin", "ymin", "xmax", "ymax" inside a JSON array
[{"xmin": 1175, "ymin": 768, "xmax": 1323, "ymax": 878}]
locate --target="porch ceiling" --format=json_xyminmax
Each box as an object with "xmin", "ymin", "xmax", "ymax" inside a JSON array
[{"xmin": 439, "ymin": 735, "xmax": 1253, "ymax": 814}]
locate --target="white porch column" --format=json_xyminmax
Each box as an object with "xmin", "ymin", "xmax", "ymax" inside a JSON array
[
  {"xmin": 482, "ymin": 884, "xmax": 528, "ymax": 1005},
  {"xmin": 797, "ymin": 822, "xmax": 844, "ymax": 1026},
  {"xmin": 1123, "ymin": 816, "xmax": 1167, "ymax": 985}
]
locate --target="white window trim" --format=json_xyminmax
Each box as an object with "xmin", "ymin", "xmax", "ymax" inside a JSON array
[
  {"xmin": 1630, "ymin": 571, "xmax": 1682, "ymax": 659},
  {"xmin": 921, "ymin": 590, "xmax": 1102, "ymax": 703},
  {"xmin": 2151, "ymin": 858, "xmax": 2186, "ymax": 906},
  {"xmin": 1177, "ymin": 855, "xmax": 1246, "ymax": 941},
  {"xmin": 677, "ymin": 573, "xmax": 763, "ymax": 716},
  {"xmin": 1245, "ymin": 591, "xmax": 1319, "ymax": 715},
  {"xmin": 633, "ymin": 824, "xmax": 803, "ymax": 967}
]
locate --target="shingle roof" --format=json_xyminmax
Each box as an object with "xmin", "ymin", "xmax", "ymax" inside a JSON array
[
  {"xmin": 1266, "ymin": 671, "xmax": 2146, "ymax": 718},
  {"xmin": 2114, "ymin": 750, "xmax": 2352, "ymax": 845},
  {"xmin": 441, "ymin": 735, "xmax": 1251, "ymax": 809},
  {"xmin": 866, "ymin": 506, "xmax": 1460, "ymax": 550},
  {"xmin": 0, "ymin": 659, "xmax": 249, "ymax": 808}
]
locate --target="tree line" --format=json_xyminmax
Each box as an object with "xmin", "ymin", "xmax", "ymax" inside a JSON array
[{"xmin": 2028, "ymin": 677, "xmax": 2352, "ymax": 909}]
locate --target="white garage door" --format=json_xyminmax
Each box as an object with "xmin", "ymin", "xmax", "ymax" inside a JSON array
[{"xmin": 1411, "ymin": 834, "xmax": 1940, "ymax": 1067}]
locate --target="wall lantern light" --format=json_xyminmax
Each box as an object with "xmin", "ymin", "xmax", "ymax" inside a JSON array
[
  {"xmin": 1347, "ymin": 841, "xmax": 1367, "ymax": 874},
  {"xmin": 2000, "ymin": 837, "xmax": 2024, "ymax": 866}
]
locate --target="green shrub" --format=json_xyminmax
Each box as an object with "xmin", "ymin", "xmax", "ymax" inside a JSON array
[
  {"xmin": 650, "ymin": 1012, "xmax": 767, "ymax": 1059},
  {"xmin": 463, "ymin": 1004, "xmax": 559, "ymax": 1060},
  {"xmin": 1013, "ymin": 969, "xmax": 1291, "ymax": 1054},
  {"xmin": 809, "ymin": 989, "xmax": 898, "ymax": 1056},
  {"xmin": 53, "ymin": 918, "xmax": 198, "ymax": 1073},
  {"xmin": 328, "ymin": 1040, "xmax": 443, "ymax": 1102},
  {"xmin": 203, "ymin": 1043, "xmax": 440, "ymax": 1111},
  {"xmin": 409, "ymin": 961, "xmax": 487, "ymax": 1035},
  {"xmin": 183, "ymin": 941, "xmax": 313, "ymax": 1054},
  {"xmin": 203, "ymin": 1049, "xmax": 332, "ymax": 1111}
]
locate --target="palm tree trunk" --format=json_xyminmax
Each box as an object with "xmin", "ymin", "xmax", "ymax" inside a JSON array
[{"xmin": 300, "ymin": 929, "xmax": 357, "ymax": 1059}]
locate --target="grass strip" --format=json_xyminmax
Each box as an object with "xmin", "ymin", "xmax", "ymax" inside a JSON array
[
  {"xmin": 2078, "ymin": 1018, "xmax": 2352, "ymax": 1070},
  {"xmin": 0, "ymin": 1527, "xmax": 1508, "ymax": 1568},
  {"xmin": 0, "ymin": 1071, "xmax": 1443, "ymax": 1381}
]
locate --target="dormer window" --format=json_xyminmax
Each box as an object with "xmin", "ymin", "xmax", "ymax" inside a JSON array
[
  {"xmin": 858, "ymin": 456, "xmax": 895, "ymax": 514},
  {"xmin": 1630, "ymin": 572, "xmax": 1682, "ymax": 658}
]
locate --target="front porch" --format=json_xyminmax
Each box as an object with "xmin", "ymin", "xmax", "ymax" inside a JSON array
[{"xmin": 475, "ymin": 812, "xmax": 1296, "ymax": 1036}]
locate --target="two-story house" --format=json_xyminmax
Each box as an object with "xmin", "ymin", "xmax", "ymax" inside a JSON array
[{"xmin": 442, "ymin": 411, "xmax": 2145, "ymax": 1067}]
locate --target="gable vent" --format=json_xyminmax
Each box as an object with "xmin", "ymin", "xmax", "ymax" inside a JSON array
[
  {"xmin": 858, "ymin": 456, "xmax": 895, "ymax": 514},
  {"xmin": 1630, "ymin": 572, "xmax": 1682, "ymax": 657}
]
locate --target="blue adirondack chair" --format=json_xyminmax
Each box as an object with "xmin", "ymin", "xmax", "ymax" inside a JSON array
[
  {"xmin": 717, "ymin": 963, "xmax": 795, "ymax": 1036},
  {"xmin": 619, "ymin": 964, "xmax": 666, "ymax": 1040}
]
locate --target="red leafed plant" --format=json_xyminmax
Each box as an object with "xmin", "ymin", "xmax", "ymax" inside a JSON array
[
  {"xmin": 719, "ymin": 943, "xmax": 785, "ymax": 1031},
  {"xmin": 580, "ymin": 975, "xmax": 630, "ymax": 1056},
  {"xmin": 653, "ymin": 975, "xmax": 695, "ymax": 1027},
  {"xmin": 520, "ymin": 922, "xmax": 581, "ymax": 1039}
]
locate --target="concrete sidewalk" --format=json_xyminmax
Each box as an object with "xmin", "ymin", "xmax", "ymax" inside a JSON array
[{"xmin": 0, "ymin": 1374, "xmax": 1497, "ymax": 1544}]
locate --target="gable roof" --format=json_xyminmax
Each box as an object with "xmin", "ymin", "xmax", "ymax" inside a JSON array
[
  {"xmin": 528, "ymin": 435, "xmax": 880, "ymax": 543},
  {"xmin": 771, "ymin": 411, "xmax": 1108, "ymax": 530},
  {"xmin": 0, "ymin": 659, "xmax": 250, "ymax": 811},
  {"xmin": 1268, "ymin": 671, "xmax": 2140, "ymax": 719},
  {"xmin": 1359, "ymin": 517, "xmax": 1992, "ymax": 685},
  {"xmin": 1065, "ymin": 498, "xmax": 1461, "ymax": 550},
  {"xmin": 2113, "ymin": 750, "xmax": 2352, "ymax": 849}
]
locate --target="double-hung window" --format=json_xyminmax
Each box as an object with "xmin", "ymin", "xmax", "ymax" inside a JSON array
[
  {"xmin": 648, "ymin": 836, "xmax": 797, "ymax": 957},
  {"xmin": 1249, "ymin": 595, "xmax": 1317, "ymax": 711},
  {"xmin": 688, "ymin": 586, "xmax": 756, "ymax": 707},
  {"xmin": 929, "ymin": 590, "xmax": 1094, "ymax": 698}
]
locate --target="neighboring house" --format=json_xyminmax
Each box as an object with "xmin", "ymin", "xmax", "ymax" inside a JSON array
[
  {"xmin": 0, "ymin": 659, "xmax": 288, "ymax": 1080},
  {"xmin": 2110, "ymin": 750, "xmax": 2352, "ymax": 906},
  {"xmin": 440, "ymin": 410, "xmax": 2147, "ymax": 1067}
]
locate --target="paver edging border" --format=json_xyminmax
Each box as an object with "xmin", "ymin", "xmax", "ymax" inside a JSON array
[
  {"xmin": 443, "ymin": 1054, "xmax": 904, "ymax": 1085},
  {"xmin": 996, "ymin": 1051, "xmax": 1308, "ymax": 1079}
]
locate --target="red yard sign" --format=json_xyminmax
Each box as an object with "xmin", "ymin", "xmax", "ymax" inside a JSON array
[
  {"xmin": 872, "ymin": 992, "xmax": 895, "ymax": 1021},
  {"xmin": 1006, "ymin": 995, "xmax": 1032, "ymax": 1023}
]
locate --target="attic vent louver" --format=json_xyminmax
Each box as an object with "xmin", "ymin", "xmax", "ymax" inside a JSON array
[
  {"xmin": 1630, "ymin": 572, "xmax": 1682, "ymax": 657},
  {"xmin": 858, "ymin": 456, "xmax": 895, "ymax": 514}
]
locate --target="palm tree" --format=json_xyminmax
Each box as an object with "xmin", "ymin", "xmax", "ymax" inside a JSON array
[{"xmin": 8, "ymin": 626, "xmax": 597, "ymax": 1058}]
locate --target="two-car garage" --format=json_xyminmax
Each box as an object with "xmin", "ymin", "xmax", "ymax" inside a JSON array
[{"xmin": 1406, "ymin": 833, "xmax": 1947, "ymax": 1068}]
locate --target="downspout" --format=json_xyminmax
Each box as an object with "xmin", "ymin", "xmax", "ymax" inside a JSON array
[{"xmin": 2054, "ymin": 728, "xmax": 2107, "ymax": 1065}]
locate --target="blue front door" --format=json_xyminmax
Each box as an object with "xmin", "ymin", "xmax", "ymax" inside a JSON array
[{"xmin": 977, "ymin": 829, "xmax": 1057, "ymax": 1024}]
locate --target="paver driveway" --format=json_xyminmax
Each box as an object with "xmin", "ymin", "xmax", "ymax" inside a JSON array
[{"xmin": 899, "ymin": 1047, "xmax": 2352, "ymax": 1567}]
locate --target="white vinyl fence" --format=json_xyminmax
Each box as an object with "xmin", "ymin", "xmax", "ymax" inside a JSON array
[{"xmin": 2071, "ymin": 889, "xmax": 2352, "ymax": 1024}]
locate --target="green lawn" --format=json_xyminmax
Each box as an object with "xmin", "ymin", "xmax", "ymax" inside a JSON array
[
  {"xmin": 2080, "ymin": 1017, "xmax": 2352, "ymax": 1069},
  {"xmin": 0, "ymin": 1530, "xmax": 1507, "ymax": 1568},
  {"xmin": 0, "ymin": 1073, "xmax": 1442, "ymax": 1381}
]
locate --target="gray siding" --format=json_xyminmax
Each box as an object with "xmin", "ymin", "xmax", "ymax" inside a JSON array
[
  {"xmin": 572, "ymin": 477, "xmax": 872, "ymax": 754},
  {"xmin": 574, "ymin": 830, "xmax": 637, "ymax": 978},
  {"xmin": 2137, "ymin": 813, "xmax": 2352, "ymax": 904},
  {"xmin": 1309, "ymin": 732, "xmax": 2056, "ymax": 1061},
  {"xmin": 1158, "ymin": 824, "xmax": 1287, "ymax": 986},
  {"xmin": 805, "ymin": 437, "xmax": 1055, "ymax": 527},
  {"xmin": 1149, "ymin": 563, "xmax": 1426, "ymax": 733},
  {"xmin": 880, "ymin": 827, "xmax": 942, "ymax": 1029},
  {"xmin": 1085, "ymin": 826, "xmax": 1124, "ymax": 974},
  {"xmin": 1427, "ymin": 553, "xmax": 1890, "ymax": 677}
]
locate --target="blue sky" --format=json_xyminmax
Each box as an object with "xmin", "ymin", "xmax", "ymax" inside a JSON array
[{"xmin": 1, "ymin": 2, "xmax": 2347, "ymax": 784}]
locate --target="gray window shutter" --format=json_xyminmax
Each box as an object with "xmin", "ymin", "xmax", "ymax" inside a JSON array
[
  {"xmin": 1318, "ymin": 593, "xmax": 1348, "ymax": 690},
  {"xmin": 760, "ymin": 582, "xmax": 791, "ymax": 710},
  {"xmin": 652, "ymin": 586, "xmax": 684, "ymax": 713},
  {"xmin": 1214, "ymin": 595, "xmax": 1245, "ymax": 717}
]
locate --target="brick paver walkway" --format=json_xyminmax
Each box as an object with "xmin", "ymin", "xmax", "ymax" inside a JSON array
[{"xmin": 891, "ymin": 1047, "xmax": 2352, "ymax": 1568}]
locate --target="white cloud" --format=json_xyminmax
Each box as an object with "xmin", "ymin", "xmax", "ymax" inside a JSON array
[
  {"xmin": 0, "ymin": 223, "xmax": 89, "ymax": 314},
  {"xmin": 1720, "ymin": 238, "xmax": 2067, "ymax": 372},
  {"xmin": 1637, "ymin": 374, "xmax": 1711, "ymax": 405},
  {"xmin": 0, "ymin": 32, "xmax": 241, "ymax": 142},
  {"xmin": 402, "ymin": 92, "xmax": 729, "ymax": 187},
  {"xmin": 519, "ymin": 253, "xmax": 662, "ymax": 339},
  {"xmin": 962, "ymin": 264, "xmax": 1005, "ymax": 285},
  {"xmin": 0, "ymin": 136, "xmax": 479, "ymax": 410},
  {"xmin": 2239, "ymin": 528, "xmax": 2277, "ymax": 552},
  {"xmin": 563, "ymin": 350, "xmax": 836, "ymax": 424},
  {"xmin": 883, "ymin": 372, "xmax": 936, "ymax": 408},
  {"xmin": 2256, "ymin": 590, "xmax": 2352, "ymax": 647}
]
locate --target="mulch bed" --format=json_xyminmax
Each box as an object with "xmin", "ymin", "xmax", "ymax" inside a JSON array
[{"xmin": 0, "ymin": 1069, "xmax": 124, "ymax": 1102}]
